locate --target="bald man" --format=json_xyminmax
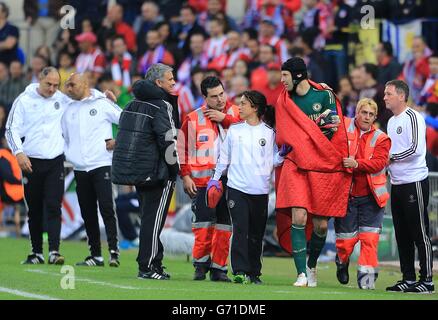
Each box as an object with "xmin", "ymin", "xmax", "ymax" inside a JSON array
[
  {"xmin": 63, "ymin": 73, "xmax": 122, "ymax": 267},
  {"xmin": 6, "ymin": 67, "xmax": 67, "ymax": 265}
]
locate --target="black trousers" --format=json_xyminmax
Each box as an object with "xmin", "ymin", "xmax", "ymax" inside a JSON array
[
  {"xmin": 24, "ymin": 154, "xmax": 64, "ymax": 254},
  {"xmin": 227, "ymin": 187, "xmax": 268, "ymax": 277},
  {"xmin": 74, "ymin": 166, "xmax": 118, "ymax": 257},
  {"xmin": 391, "ymin": 178, "xmax": 433, "ymax": 282},
  {"xmin": 136, "ymin": 180, "xmax": 175, "ymax": 272}
]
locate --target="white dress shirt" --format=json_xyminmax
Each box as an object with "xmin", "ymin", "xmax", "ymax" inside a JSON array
[
  {"xmin": 6, "ymin": 83, "xmax": 68, "ymax": 159},
  {"xmin": 62, "ymin": 89, "xmax": 122, "ymax": 172}
]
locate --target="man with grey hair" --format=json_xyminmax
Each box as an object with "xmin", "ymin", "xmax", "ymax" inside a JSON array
[
  {"xmin": 6, "ymin": 66, "xmax": 67, "ymax": 265},
  {"xmin": 133, "ymin": 63, "xmax": 180, "ymax": 128},
  {"xmin": 112, "ymin": 63, "xmax": 180, "ymax": 280}
]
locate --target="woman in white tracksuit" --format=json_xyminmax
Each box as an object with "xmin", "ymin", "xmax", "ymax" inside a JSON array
[{"xmin": 207, "ymin": 90, "xmax": 289, "ymax": 284}]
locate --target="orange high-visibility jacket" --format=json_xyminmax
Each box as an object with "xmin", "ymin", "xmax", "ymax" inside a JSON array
[
  {"xmin": 344, "ymin": 117, "xmax": 390, "ymax": 207},
  {"xmin": 0, "ymin": 149, "xmax": 24, "ymax": 202},
  {"xmin": 183, "ymin": 104, "xmax": 239, "ymax": 186}
]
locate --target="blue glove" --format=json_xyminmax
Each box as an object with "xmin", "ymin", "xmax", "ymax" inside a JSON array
[
  {"xmin": 279, "ymin": 144, "xmax": 293, "ymax": 157},
  {"xmin": 207, "ymin": 179, "xmax": 221, "ymax": 192}
]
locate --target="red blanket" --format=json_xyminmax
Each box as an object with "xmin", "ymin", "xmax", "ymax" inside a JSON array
[{"xmin": 275, "ymin": 81, "xmax": 352, "ymax": 254}]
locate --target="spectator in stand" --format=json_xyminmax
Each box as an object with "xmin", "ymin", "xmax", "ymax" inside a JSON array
[
  {"xmin": 0, "ymin": 60, "xmax": 28, "ymax": 110},
  {"xmin": 258, "ymin": 19, "xmax": 289, "ymax": 63},
  {"xmin": 0, "ymin": 2, "xmax": 19, "ymax": 66},
  {"xmin": 228, "ymin": 75, "xmax": 249, "ymax": 102},
  {"xmin": 57, "ymin": 51, "xmax": 75, "ymax": 92},
  {"xmin": 69, "ymin": 0, "xmax": 108, "ymax": 31},
  {"xmin": 323, "ymin": 0, "xmax": 351, "ymax": 88},
  {"xmin": 0, "ymin": 61, "xmax": 8, "ymax": 102},
  {"xmin": 35, "ymin": 45, "xmax": 53, "ymax": 66},
  {"xmin": 198, "ymin": 0, "xmax": 239, "ymax": 32},
  {"xmin": 133, "ymin": 1, "xmax": 163, "ymax": 56},
  {"xmin": 176, "ymin": 5, "xmax": 207, "ymax": 57},
  {"xmin": 204, "ymin": 17, "xmax": 228, "ymax": 62},
  {"xmin": 27, "ymin": 54, "xmax": 48, "ymax": 83},
  {"xmin": 233, "ymin": 59, "xmax": 249, "ymax": 79},
  {"xmin": 242, "ymin": 0, "xmax": 301, "ymax": 38},
  {"xmin": 189, "ymin": 66, "xmax": 206, "ymax": 110},
  {"xmin": 295, "ymin": 28, "xmax": 328, "ymax": 84},
  {"xmin": 358, "ymin": 63, "xmax": 391, "ymax": 132},
  {"xmin": 401, "ymin": 36, "xmax": 432, "ymax": 105},
  {"xmin": 208, "ymin": 30, "xmax": 251, "ymax": 73},
  {"xmin": 138, "ymin": 28, "xmax": 175, "ymax": 77},
  {"xmin": 221, "ymin": 67, "xmax": 234, "ymax": 92},
  {"xmin": 23, "ymin": 0, "xmax": 63, "ymax": 58},
  {"xmin": 156, "ymin": 21, "xmax": 182, "ymax": 67},
  {"xmin": 75, "ymin": 32, "xmax": 106, "ymax": 88},
  {"xmin": 101, "ymin": 4, "xmax": 137, "ymax": 53},
  {"xmin": 245, "ymin": 38, "xmax": 261, "ymax": 73},
  {"xmin": 177, "ymin": 32, "xmax": 209, "ymax": 85},
  {"xmin": 53, "ymin": 29, "xmax": 77, "ymax": 64},
  {"xmin": 337, "ymin": 76, "xmax": 357, "ymax": 118},
  {"xmin": 109, "ymin": 35, "xmax": 135, "ymax": 89},
  {"xmin": 298, "ymin": 0, "xmax": 332, "ymax": 50},
  {"xmin": 242, "ymin": 27, "xmax": 258, "ymax": 47},
  {"xmin": 250, "ymin": 44, "xmax": 277, "ymax": 92},
  {"xmin": 350, "ymin": 66, "xmax": 365, "ymax": 95},
  {"xmin": 97, "ymin": 74, "xmax": 132, "ymax": 111},
  {"xmin": 376, "ymin": 42, "xmax": 403, "ymax": 86},
  {"xmin": 116, "ymin": 0, "xmax": 143, "ymax": 25},
  {"xmin": 257, "ymin": 62, "xmax": 283, "ymax": 106},
  {"xmin": 81, "ymin": 18, "xmax": 95, "ymax": 34},
  {"xmin": 420, "ymin": 52, "xmax": 438, "ymax": 105}
]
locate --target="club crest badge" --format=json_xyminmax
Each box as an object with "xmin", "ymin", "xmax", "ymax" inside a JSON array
[
  {"xmin": 90, "ymin": 109, "xmax": 97, "ymax": 116},
  {"xmin": 259, "ymin": 138, "xmax": 266, "ymax": 146},
  {"xmin": 312, "ymin": 103, "xmax": 322, "ymax": 112},
  {"xmin": 396, "ymin": 126, "xmax": 402, "ymax": 134},
  {"xmin": 54, "ymin": 102, "xmax": 60, "ymax": 110}
]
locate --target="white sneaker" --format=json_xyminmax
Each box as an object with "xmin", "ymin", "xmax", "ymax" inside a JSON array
[
  {"xmin": 293, "ymin": 273, "xmax": 308, "ymax": 287},
  {"xmin": 307, "ymin": 267, "xmax": 317, "ymax": 287}
]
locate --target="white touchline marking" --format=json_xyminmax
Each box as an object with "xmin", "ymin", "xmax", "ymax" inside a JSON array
[
  {"xmin": 25, "ymin": 269, "xmax": 226, "ymax": 293},
  {"xmin": 0, "ymin": 286, "xmax": 61, "ymax": 300}
]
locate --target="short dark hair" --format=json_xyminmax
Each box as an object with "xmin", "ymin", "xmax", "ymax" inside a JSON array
[
  {"xmin": 386, "ymin": 79, "xmax": 410, "ymax": 102},
  {"xmin": 381, "ymin": 41, "xmax": 393, "ymax": 56},
  {"xmin": 260, "ymin": 44, "xmax": 276, "ymax": 55},
  {"xmin": 181, "ymin": 4, "xmax": 197, "ymax": 15},
  {"xmin": 362, "ymin": 63, "xmax": 378, "ymax": 81},
  {"xmin": 0, "ymin": 2, "xmax": 9, "ymax": 18},
  {"xmin": 112, "ymin": 34, "xmax": 126, "ymax": 44},
  {"xmin": 201, "ymin": 76, "xmax": 224, "ymax": 97},
  {"xmin": 243, "ymin": 28, "xmax": 258, "ymax": 40}
]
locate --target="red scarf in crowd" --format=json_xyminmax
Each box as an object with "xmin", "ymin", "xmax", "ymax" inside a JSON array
[{"xmin": 111, "ymin": 52, "xmax": 132, "ymax": 87}]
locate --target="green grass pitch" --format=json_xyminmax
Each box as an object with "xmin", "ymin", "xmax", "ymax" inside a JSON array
[{"xmin": 0, "ymin": 238, "xmax": 436, "ymax": 300}]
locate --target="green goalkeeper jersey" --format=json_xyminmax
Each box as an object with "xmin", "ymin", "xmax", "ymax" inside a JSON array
[{"xmin": 291, "ymin": 87, "xmax": 338, "ymax": 139}]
